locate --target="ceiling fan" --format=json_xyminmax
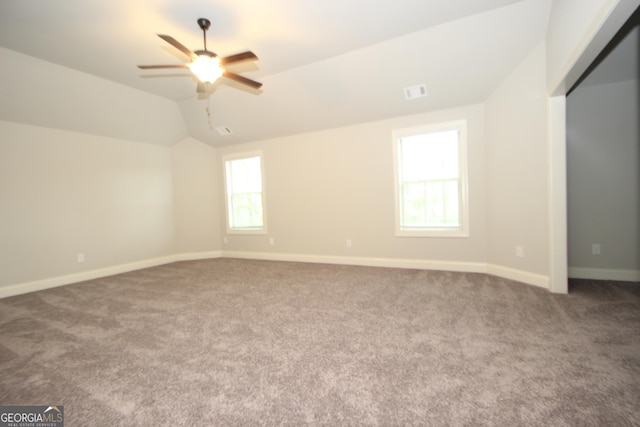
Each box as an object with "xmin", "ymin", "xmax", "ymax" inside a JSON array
[{"xmin": 138, "ymin": 18, "xmax": 262, "ymax": 92}]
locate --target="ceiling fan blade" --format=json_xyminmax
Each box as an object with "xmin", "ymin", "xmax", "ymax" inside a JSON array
[
  {"xmin": 223, "ymin": 70, "xmax": 262, "ymax": 89},
  {"xmin": 138, "ymin": 64, "xmax": 189, "ymax": 69},
  {"xmin": 158, "ymin": 34, "xmax": 197, "ymax": 60},
  {"xmin": 219, "ymin": 51, "xmax": 258, "ymax": 66}
]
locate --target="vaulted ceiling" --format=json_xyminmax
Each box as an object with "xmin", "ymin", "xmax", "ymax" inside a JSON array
[{"xmin": 0, "ymin": 0, "xmax": 553, "ymax": 146}]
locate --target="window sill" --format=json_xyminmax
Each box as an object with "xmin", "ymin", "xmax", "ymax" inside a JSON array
[
  {"xmin": 396, "ymin": 228, "xmax": 469, "ymax": 238},
  {"xmin": 226, "ymin": 228, "xmax": 268, "ymax": 235}
]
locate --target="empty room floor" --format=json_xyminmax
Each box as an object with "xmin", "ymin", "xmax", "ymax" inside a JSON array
[{"xmin": 1, "ymin": 259, "xmax": 639, "ymax": 425}]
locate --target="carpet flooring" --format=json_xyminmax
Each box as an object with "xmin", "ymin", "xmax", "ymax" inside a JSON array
[{"xmin": 1, "ymin": 259, "xmax": 639, "ymax": 426}]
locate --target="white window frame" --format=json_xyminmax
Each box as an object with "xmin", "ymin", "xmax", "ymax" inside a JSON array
[
  {"xmin": 393, "ymin": 120, "xmax": 469, "ymax": 238},
  {"xmin": 223, "ymin": 151, "xmax": 268, "ymax": 235}
]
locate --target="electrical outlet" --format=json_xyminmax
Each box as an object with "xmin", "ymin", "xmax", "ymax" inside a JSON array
[
  {"xmin": 592, "ymin": 244, "xmax": 601, "ymax": 255},
  {"xmin": 346, "ymin": 239, "xmax": 352, "ymax": 248},
  {"xmin": 77, "ymin": 253, "xmax": 85, "ymax": 263},
  {"xmin": 223, "ymin": 237, "xmax": 228, "ymax": 244},
  {"xmin": 269, "ymin": 237, "xmax": 275, "ymax": 246},
  {"xmin": 515, "ymin": 246, "xmax": 524, "ymax": 258}
]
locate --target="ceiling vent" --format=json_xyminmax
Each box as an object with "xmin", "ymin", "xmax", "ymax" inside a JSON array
[
  {"xmin": 216, "ymin": 125, "xmax": 233, "ymax": 136},
  {"xmin": 404, "ymin": 84, "xmax": 428, "ymax": 100}
]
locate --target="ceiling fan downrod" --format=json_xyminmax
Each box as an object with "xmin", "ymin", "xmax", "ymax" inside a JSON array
[{"xmin": 197, "ymin": 18, "xmax": 211, "ymax": 52}]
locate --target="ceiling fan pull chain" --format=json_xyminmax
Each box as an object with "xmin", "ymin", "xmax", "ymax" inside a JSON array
[{"xmin": 206, "ymin": 93, "xmax": 213, "ymax": 130}]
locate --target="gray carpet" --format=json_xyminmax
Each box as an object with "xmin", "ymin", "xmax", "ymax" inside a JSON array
[{"xmin": 1, "ymin": 259, "xmax": 639, "ymax": 426}]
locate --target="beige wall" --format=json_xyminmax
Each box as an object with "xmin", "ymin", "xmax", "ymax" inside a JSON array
[
  {"xmin": 0, "ymin": 40, "xmax": 567, "ymax": 293},
  {"xmin": 0, "ymin": 121, "xmax": 176, "ymax": 287},
  {"xmin": 216, "ymin": 105, "xmax": 488, "ymax": 269},
  {"xmin": 0, "ymin": 42, "xmax": 558, "ymax": 292},
  {"xmin": 485, "ymin": 42, "xmax": 549, "ymax": 278},
  {"xmin": 172, "ymin": 137, "xmax": 221, "ymax": 255}
]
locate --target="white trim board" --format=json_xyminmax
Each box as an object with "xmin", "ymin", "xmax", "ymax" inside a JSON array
[
  {"xmin": 485, "ymin": 264, "xmax": 549, "ymax": 289},
  {"xmin": 222, "ymin": 250, "xmax": 486, "ymax": 273},
  {"xmin": 0, "ymin": 251, "xmax": 221, "ymax": 299},
  {"xmin": 548, "ymin": 95, "xmax": 568, "ymax": 294},
  {"xmin": 569, "ymin": 267, "xmax": 640, "ymax": 282},
  {"xmin": 1, "ymin": 250, "xmax": 551, "ymax": 298},
  {"xmin": 223, "ymin": 250, "xmax": 549, "ymax": 290}
]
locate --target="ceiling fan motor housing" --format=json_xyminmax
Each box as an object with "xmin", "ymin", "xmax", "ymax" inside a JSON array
[
  {"xmin": 195, "ymin": 50, "xmax": 216, "ymax": 58},
  {"xmin": 197, "ymin": 18, "xmax": 211, "ymax": 31}
]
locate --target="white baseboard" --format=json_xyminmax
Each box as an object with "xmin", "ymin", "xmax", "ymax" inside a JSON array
[
  {"xmin": 0, "ymin": 251, "xmax": 222, "ymax": 299},
  {"xmin": 0, "ymin": 250, "xmax": 552, "ymax": 298},
  {"xmin": 172, "ymin": 251, "xmax": 222, "ymax": 262},
  {"xmin": 485, "ymin": 264, "xmax": 549, "ymax": 289},
  {"xmin": 222, "ymin": 250, "xmax": 487, "ymax": 273},
  {"xmin": 223, "ymin": 250, "xmax": 549, "ymax": 289},
  {"xmin": 568, "ymin": 267, "xmax": 640, "ymax": 282}
]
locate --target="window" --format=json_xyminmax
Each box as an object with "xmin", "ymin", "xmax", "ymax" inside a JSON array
[
  {"xmin": 223, "ymin": 152, "xmax": 266, "ymax": 234},
  {"xmin": 393, "ymin": 121, "xmax": 469, "ymax": 237}
]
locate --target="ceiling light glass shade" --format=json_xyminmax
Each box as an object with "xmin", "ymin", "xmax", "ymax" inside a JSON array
[{"xmin": 188, "ymin": 55, "xmax": 223, "ymax": 83}]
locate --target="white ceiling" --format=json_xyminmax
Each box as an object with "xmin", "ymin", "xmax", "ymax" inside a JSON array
[{"xmin": 0, "ymin": 0, "xmax": 555, "ymax": 146}]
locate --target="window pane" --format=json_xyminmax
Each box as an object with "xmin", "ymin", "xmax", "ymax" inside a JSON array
[
  {"xmin": 400, "ymin": 130, "xmax": 459, "ymax": 181},
  {"xmin": 402, "ymin": 181, "xmax": 426, "ymax": 225},
  {"xmin": 398, "ymin": 129, "xmax": 461, "ymax": 229},
  {"xmin": 229, "ymin": 156, "xmax": 262, "ymax": 193},
  {"xmin": 230, "ymin": 193, "xmax": 263, "ymax": 228},
  {"xmin": 443, "ymin": 180, "xmax": 459, "ymax": 225},
  {"xmin": 401, "ymin": 179, "xmax": 459, "ymax": 227},
  {"xmin": 225, "ymin": 155, "xmax": 264, "ymax": 230}
]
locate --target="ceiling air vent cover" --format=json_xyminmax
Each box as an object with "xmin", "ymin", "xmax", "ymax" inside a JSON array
[
  {"xmin": 216, "ymin": 125, "xmax": 233, "ymax": 136},
  {"xmin": 404, "ymin": 84, "xmax": 428, "ymax": 100}
]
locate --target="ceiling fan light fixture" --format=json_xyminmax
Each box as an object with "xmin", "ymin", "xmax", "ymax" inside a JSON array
[
  {"xmin": 188, "ymin": 55, "xmax": 223, "ymax": 83},
  {"xmin": 138, "ymin": 18, "xmax": 262, "ymax": 90}
]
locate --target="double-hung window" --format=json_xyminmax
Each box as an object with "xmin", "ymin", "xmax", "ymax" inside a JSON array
[
  {"xmin": 223, "ymin": 152, "xmax": 267, "ymax": 234},
  {"xmin": 393, "ymin": 121, "xmax": 469, "ymax": 237}
]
